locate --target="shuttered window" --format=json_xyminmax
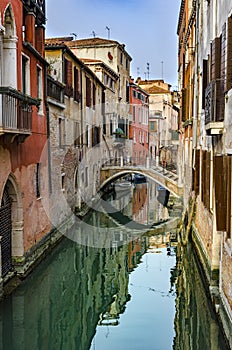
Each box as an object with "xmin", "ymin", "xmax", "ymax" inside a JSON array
[
  {"xmin": 64, "ymin": 58, "xmax": 73, "ymax": 97},
  {"xmin": 214, "ymin": 156, "xmax": 228, "ymax": 231},
  {"xmin": 74, "ymin": 66, "xmax": 80, "ymax": 102},
  {"xmin": 210, "ymin": 37, "xmax": 221, "ymax": 81},
  {"xmin": 86, "ymin": 76, "xmax": 92, "ymax": 107},
  {"xmin": 201, "ymin": 151, "xmax": 210, "ymax": 210},
  {"xmin": 226, "ymin": 17, "xmax": 232, "ymax": 91},
  {"xmin": 92, "ymin": 126, "xmax": 101, "ymax": 147},
  {"xmin": 181, "ymin": 88, "xmax": 187, "ymax": 122},
  {"xmin": 202, "ymin": 59, "xmax": 208, "ymax": 108},
  {"xmin": 193, "ymin": 149, "xmax": 200, "ymax": 195},
  {"xmin": 226, "ymin": 156, "xmax": 231, "ymax": 237},
  {"xmin": 93, "ymin": 83, "xmax": 96, "ymax": 109}
]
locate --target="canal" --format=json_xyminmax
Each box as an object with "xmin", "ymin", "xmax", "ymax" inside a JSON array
[{"xmin": 0, "ymin": 180, "xmax": 230, "ymax": 349}]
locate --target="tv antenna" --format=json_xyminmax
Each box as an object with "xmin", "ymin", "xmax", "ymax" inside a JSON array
[
  {"xmin": 161, "ymin": 61, "xmax": 164, "ymax": 80},
  {"xmin": 147, "ymin": 62, "xmax": 150, "ymax": 80},
  {"xmin": 70, "ymin": 33, "xmax": 77, "ymax": 39},
  {"xmin": 106, "ymin": 26, "xmax": 110, "ymax": 39},
  {"xmin": 91, "ymin": 31, "xmax": 97, "ymax": 38}
]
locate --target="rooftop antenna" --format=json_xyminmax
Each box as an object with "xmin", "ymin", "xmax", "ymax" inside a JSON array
[
  {"xmin": 147, "ymin": 62, "xmax": 150, "ymax": 80},
  {"xmin": 92, "ymin": 31, "xmax": 96, "ymax": 38},
  {"xmin": 70, "ymin": 33, "xmax": 77, "ymax": 39},
  {"xmin": 137, "ymin": 67, "xmax": 140, "ymax": 76},
  {"xmin": 144, "ymin": 72, "xmax": 147, "ymax": 80},
  {"xmin": 161, "ymin": 61, "xmax": 164, "ymax": 80},
  {"xmin": 106, "ymin": 26, "xmax": 110, "ymax": 39}
]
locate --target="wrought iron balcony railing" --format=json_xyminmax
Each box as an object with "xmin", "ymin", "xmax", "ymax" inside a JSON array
[
  {"xmin": 0, "ymin": 87, "xmax": 40, "ymax": 137},
  {"xmin": 205, "ymin": 80, "xmax": 224, "ymax": 124},
  {"xmin": 47, "ymin": 76, "xmax": 64, "ymax": 104},
  {"xmin": 22, "ymin": 0, "xmax": 46, "ymax": 25}
]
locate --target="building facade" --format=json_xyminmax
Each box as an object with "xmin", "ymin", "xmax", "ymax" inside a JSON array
[
  {"xmin": 137, "ymin": 79, "xmax": 179, "ymax": 170},
  {"xmin": 45, "ymin": 41, "xmax": 106, "ymax": 218},
  {"xmin": 0, "ymin": 0, "xmax": 51, "ymax": 286},
  {"xmin": 59, "ymin": 37, "xmax": 133, "ymax": 163},
  {"xmin": 177, "ymin": 0, "xmax": 232, "ymax": 346},
  {"xmin": 129, "ymin": 79, "xmax": 149, "ymax": 166}
]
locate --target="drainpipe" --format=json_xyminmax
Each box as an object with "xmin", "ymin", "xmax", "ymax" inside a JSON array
[
  {"xmin": 44, "ymin": 64, "xmax": 52, "ymax": 194},
  {"xmin": 193, "ymin": 0, "xmax": 200, "ymax": 168}
]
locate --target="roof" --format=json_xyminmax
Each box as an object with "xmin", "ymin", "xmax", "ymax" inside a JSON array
[
  {"xmin": 45, "ymin": 36, "xmax": 132, "ymax": 61},
  {"xmin": 80, "ymin": 58, "xmax": 119, "ymax": 79},
  {"xmin": 139, "ymin": 85, "xmax": 171, "ymax": 95},
  {"xmin": 45, "ymin": 42, "xmax": 105, "ymax": 88}
]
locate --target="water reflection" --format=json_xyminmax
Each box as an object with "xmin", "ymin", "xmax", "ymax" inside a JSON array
[
  {"xmin": 174, "ymin": 243, "xmax": 230, "ymax": 350},
  {"xmin": 0, "ymin": 180, "xmax": 228, "ymax": 350}
]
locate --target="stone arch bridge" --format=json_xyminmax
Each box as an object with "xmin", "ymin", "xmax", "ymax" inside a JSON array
[{"xmin": 100, "ymin": 164, "xmax": 183, "ymax": 198}]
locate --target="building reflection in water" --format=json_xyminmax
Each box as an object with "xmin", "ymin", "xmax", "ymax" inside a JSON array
[
  {"xmin": 173, "ymin": 243, "xmax": 230, "ymax": 350},
  {"xmin": 0, "ymin": 179, "xmax": 227, "ymax": 350}
]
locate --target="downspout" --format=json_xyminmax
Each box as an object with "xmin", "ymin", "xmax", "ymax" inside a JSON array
[
  {"xmin": 193, "ymin": 0, "xmax": 200, "ymax": 166},
  {"xmin": 45, "ymin": 64, "xmax": 52, "ymax": 194}
]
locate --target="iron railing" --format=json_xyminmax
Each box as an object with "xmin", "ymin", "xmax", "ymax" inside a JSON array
[
  {"xmin": 0, "ymin": 87, "xmax": 40, "ymax": 133},
  {"xmin": 47, "ymin": 76, "xmax": 64, "ymax": 104},
  {"xmin": 205, "ymin": 80, "xmax": 224, "ymax": 125}
]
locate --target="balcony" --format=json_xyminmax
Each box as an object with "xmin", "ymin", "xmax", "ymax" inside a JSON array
[
  {"xmin": 205, "ymin": 81, "xmax": 224, "ymax": 135},
  {"xmin": 22, "ymin": 0, "xmax": 46, "ymax": 25},
  {"xmin": 47, "ymin": 76, "xmax": 65, "ymax": 106},
  {"xmin": 0, "ymin": 87, "xmax": 40, "ymax": 142}
]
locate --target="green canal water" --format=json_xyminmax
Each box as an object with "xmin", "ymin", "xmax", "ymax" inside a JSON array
[{"xmin": 0, "ymin": 182, "xmax": 230, "ymax": 349}]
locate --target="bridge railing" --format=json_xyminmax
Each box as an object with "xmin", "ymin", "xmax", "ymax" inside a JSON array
[
  {"xmin": 101, "ymin": 157, "xmax": 149, "ymax": 168},
  {"xmin": 101, "ymin": 156, "xmax": 177, "ymax": 174}
]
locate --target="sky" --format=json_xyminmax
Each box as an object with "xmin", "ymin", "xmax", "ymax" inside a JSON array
[{"xmin": 45, "ymin": 0, "xmax": 181, "ymax": 89}]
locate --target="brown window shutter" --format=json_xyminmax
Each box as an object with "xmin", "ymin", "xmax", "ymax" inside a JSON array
[
  {"xmin": 202, "ymin": 59, "xmax": 208, "ymax": 109},
  {"xmin": 181, "ymin": 88, "xmax": 186, "ymax": 122},
  {"xmin": 64, "ymin": 58, "xmax": 73, "ymax": 97},
  {"xmin": 93, "ymin": 83, "xmax": 96, "ymax": 108},
  {"xmin": 214, "ymin": 155, "xmax": 227, "ymax": 231},
  {"xmin": 226, "ymin": 156, "xmax": 231, "ymax": 237},
  {"xmin": 86, "ymin": 77, "xmax": 92, "ymax": 107},
  {"xmin": 226, "ymin": 17, "xmax": 232, "ymax": 91},
  {"xmin": 193, "ymin": 149, "xmax": 200, "ymax": 195},
  {"xmin": 205, "ymin": 151, "xmax": 210, "ymax": 210},
  {"xmin": 211, "ymin": 37, "xmax": 221, "ymax": 81},
  {"xmin": 74, "ymin": 67, "xmax": 80, "ymax": 102},
  {"xmin": 129, "ymin": 123, "xmax": 133, "ymax": 140}
]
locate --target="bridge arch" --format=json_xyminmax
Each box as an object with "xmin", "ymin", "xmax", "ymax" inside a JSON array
[
  {"xmin": 100, "ymin": 169, "xmax": 177, "ymax": 196},
  {"xmin": 100, "ymin": 165, "xmax": 182, "ymax": 197}
]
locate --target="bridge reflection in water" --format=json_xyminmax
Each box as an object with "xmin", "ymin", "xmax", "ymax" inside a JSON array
[{"xmin": 0, "ymin": 182, "xmax": 229, "ymax": 350}]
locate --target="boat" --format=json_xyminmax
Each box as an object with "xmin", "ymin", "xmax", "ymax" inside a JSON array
[
  {"xmin": 157, "ymin": 186, "xmax": 170, "ymax": 207},
  {"xmin": 133, "ymin": 173, "xmax": 147, "ymax": 184},
  {"xmin": 114, "ymin": 181, "xmax": 132, "ymax": 192}
]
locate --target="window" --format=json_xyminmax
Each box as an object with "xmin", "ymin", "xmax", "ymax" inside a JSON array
[
  {"xmin": 74, "ymin": 122, "xmax": 80, "ymax": 147},
  {"xmin": 120, "ymin": 52, "xmax": 123, "ymax": 65},
  {"xmin": 133, "ymin": 90, "xmax": 137, "ymax": 98},
  {"xmin": 133, "ymin": 106, "xmax": 136, "ymax": 121},
  {"xmin": 64, "ymin": 58, "xmax": 73, "ymax": 97},
  {"xmin": 37, "ymin": 65, "xmax": 43, "ymax": 114},
  {"xmin": 22, "ymin": 54, "xmax": 30, "ymax": 95},
  {"xmin": 59, "ymin": 118, "xmax": 65, "ymax": 147},
  {"xmin": 92, "ymin": 126, "xmax": 101, "ymax": 147},
  {"xmin": 86, "ymin": 125, "xmax": 89, "ymax": 147},
  {"xmin": 61, "ymin": 173, "xmax": 65, "ymax": 191},
  {"xmin": 74, "ymin": 66, "xmax": 80, "ymax": 102},
  {"xmin": 93, "ymin": 83, "xmax": 96, "ymax": 109},
  {"xmin": 36, "ymin": 163, "xmax": 41, "ymax": 198},
  {"xmin": 85, "ymin": 167, "xmax": 88, "ymax": 187},
  {"xmin": 86, "ymin": 76, "xmax": 92, "ymax": 107}
]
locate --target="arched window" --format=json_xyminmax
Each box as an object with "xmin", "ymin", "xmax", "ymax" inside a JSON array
[{"xmin": 3, "ymin": 5, "xmax": 17, "ymax": 88}]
